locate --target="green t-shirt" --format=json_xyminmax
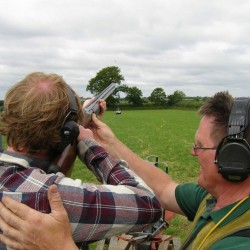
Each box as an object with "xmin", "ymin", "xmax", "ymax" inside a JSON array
[{"xmin": 175, "ymin": 183, "xmax": 250, "ymax": 249}]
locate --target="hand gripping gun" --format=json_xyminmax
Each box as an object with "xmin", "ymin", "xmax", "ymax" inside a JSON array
[
  {"xmin": 82, "ymin": 83, "xmax": 117, "ymax": 128},
  {"xmin": 49, "ymin": 83, "xmax": 117, "ymax": 175}
]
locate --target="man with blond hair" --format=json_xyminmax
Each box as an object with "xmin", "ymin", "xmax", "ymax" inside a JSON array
[{"xmin": 0, "ymin": 72, "xmax": 162, "ymax": 249}]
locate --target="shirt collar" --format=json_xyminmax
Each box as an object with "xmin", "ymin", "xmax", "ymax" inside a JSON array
[
  {"xmin": 202, "ymin": 196, "xmax": 250, "ymax": 227},
  {"xmin": 0, "ymin": 150, "xmax": 51, "ymax": 171}
]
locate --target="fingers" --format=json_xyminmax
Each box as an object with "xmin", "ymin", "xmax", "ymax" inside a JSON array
[
  {"xmin": 95, "ymin": 100, "xmax": 106, "ymax": 120},
  {"xmin": 0, "ymin": 201, "xmax": 24, "ymax": 249},
  {"xmin": 98, "ymin": 99, "xmax": 107, "ymax": 113},
  {"xmin": 47, "ymin": 185, "xmax": 70, "ymax": 229},
  {"xmin": 47, "ymin": 184, "xmax": 66, "ymax": 216},
  {"xmin": 2, "ymin": 196, "xmax": 29, "ymax": 220},
  {"xmin": 0, "ymin": 197, "xmax": 28, "ymax": 228},
  {"xmin": 77, "ymin": 125, "xmax": 94, "ymax": 142},
  {"xmin": 0, "ymin": 201, "xmax": 16, "ymax": 231},
  {"xmin": 0, "ymin": 234, "xmax": 21, "ymax": 250},
  {"xmin": 0, "ymin": 186, "xmax": 71, "ymax": 250},
  {"xmin": 82, "ymin": 98, "xmax": 94, "ymax": 108},
  {"xmin": 82, "ymin": 98, "xmax": 106, "ymax": 112},
  {"xmin": 91, "ymin": 113, "xmax": 102, "ymax": 127}
]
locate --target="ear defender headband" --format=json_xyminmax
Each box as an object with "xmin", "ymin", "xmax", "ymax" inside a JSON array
[
  {"xmin": 55, "ymin": 87, "xmax": 80, "ymax": 153},
  {"xmin": 215, "ymin": 98, "xmax": 250, "ymax": 182}
]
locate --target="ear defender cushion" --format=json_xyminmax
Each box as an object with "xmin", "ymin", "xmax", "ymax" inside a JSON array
[
  {"xmin": 56, "ymin": 88, "xmax": 80, "ymax": 153},
  {"xmin": 57, "ymin": 120, "xmax": 80, "ymax": 153},
  {"xmin": 215, "ymin": 98, "xmax": 250, "ymax": 182},
  {"xmin": 217, "ymin": 139, "xmax": 250, "ymax": 182}
]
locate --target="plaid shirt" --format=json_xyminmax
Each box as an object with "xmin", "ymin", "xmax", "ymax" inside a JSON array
[{"xmin": 0, "ymin": 139, "xmax": 162, "ymax": 249}]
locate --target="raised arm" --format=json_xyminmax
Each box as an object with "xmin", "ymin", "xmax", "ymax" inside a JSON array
[
  {"xmin": 90, "ymin": 114, "xmax": 184, "ymax": 215},
  {"xmin": 44, "ymin": 123, "xmax": 162, "ymax": 243}
]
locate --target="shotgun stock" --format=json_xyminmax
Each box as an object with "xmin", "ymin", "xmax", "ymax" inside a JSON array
[{"xmin": 49, "ymin": 144, "xmax": 77, "ymax": 176}]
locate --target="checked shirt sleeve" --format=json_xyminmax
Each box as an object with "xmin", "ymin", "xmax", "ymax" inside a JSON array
[{"xmin": 57, "ymin": 138, "xmax": 162, "ymax": 242}]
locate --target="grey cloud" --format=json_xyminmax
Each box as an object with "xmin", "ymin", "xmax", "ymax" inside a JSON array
[{"xmin": 1, "ymin": 0, "xmax": 250, "ymax": 99}]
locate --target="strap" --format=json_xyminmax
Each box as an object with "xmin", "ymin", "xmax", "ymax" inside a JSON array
[
  {"xmin": 181, "ymin": 193, "xmax": 211, "ymax": 249},
  {"xmin": 228, "ymin": 98, "xmax": 250, "ymax": 138},
  {"xmin": 227, "ymin": 229, "xmax": 250, "ymax": 238}
]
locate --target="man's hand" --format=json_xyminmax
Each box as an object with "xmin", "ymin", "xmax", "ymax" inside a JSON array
[
  {"xmin": 0, "ymin": 185, "xmax": 78, "ymax": 250},
  {"xmin": 77, "ymin": 125, "xmax": 95, "ymax": 143},
  {"xmin": 82, "ymin": 99, "xmax": 107, "ymax": 127},
  {"xmin": 90, "ymin": 114, "xmax": 117, "ymax": 151},
  {"xmin": 96, "ymin": 99, "xmax": 107, "ymax": 119}
]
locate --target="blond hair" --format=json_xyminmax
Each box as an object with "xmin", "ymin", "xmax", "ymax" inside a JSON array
[{"xmin": 0, "ymin": 72, "xmax": 82, "ymax": 152}]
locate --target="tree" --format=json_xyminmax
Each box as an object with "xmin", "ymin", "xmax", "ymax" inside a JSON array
[
  {"xmin": 149, "ymin": 88, "xmax": 167, "ymax": 106},
  {"xmin": 167, "ymin": 90, "xmax": 186, "ymax": 106},
  {"xmin": 125, "ymin": 86, "xmax": 143, "ymax": 106},
  {"xmin": 86, "ymin": 66, "xmax": 125, "ymax": 106}
]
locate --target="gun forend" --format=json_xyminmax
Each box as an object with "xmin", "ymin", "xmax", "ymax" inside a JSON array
[{"xmin": 82, "ymin": 83, "xmax": 117, "ymax": 127}]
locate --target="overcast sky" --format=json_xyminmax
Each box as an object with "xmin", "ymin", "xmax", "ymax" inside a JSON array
[{"xmin": 1, "ymin": 0, "xmax": 250, "ymax": 100}]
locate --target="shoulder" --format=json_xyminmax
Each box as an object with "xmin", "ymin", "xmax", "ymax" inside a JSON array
[
  {"xmin": 176, "ymin": 183, "xmax": 208, "ymax": 202},
  {"xmin": 175, "ymin": 183, "xmax": 208, "ymax": 220}
]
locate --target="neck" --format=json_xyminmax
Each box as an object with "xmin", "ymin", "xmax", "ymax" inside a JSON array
[
  {"xmin": 7, "ymin": 146, "xmax": 49, "ymax": 161},
  {"xmin": 213, "ymin": 181, "xmax": 250, "ymax": 211}
]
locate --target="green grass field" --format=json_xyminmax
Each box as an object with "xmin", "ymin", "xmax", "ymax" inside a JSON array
[
  {"xmin": 71, "ymin": 109, "xmax": 202, "ymax": 241},
  {"xmin": 72, "ymin": 109, "xmax": 201, "ymax": 183},
  {"xmin": 1, "ymin": 109, "xmax": 202, "ymax": 243}
]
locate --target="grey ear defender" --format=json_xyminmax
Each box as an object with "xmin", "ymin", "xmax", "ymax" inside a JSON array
[
  {"xmin": 215, "ymin": 98, "xmax": 250, "ymax": 182},
  {"xmin": 56, "ymin": 88, "xmax": 80, "ymax": 153}
]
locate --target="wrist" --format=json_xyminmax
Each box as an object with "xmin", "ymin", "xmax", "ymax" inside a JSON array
[
  {"xmin": 107, "ymin": 137, "xmax": 123, "ymax": 158},
  {"xmin": 77, "ymin": 139, "xmax": 99, "ymax": 158}
]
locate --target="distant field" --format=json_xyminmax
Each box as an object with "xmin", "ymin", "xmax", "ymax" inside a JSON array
[
  {"xmin": 1, "ymin": 109, "xmax": 202, "ymax": 242},
  {"xmin": 72, "ymin": 109, "xmax": 201, "ymax": 184},
  {"xmin": 72, "ymin": 109, "xmax": 202, "ymax": 241}
]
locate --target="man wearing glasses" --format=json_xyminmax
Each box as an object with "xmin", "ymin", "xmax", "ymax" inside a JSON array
[
  {"xmin": 192, "ymin": 143, "xmax": 217, "ymax": 155},
  {"xmin": 1, "ymin": 91, "xmax": 250, "ymax": 250}
]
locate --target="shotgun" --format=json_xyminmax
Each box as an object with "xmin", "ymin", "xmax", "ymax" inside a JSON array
[
  {"xmin": 82, "ymin": 83, "xmax": 117, "ymax": 127},
  {"xmin": 51, "ymin": 83, "xmax": 117, "ymax": 175}
]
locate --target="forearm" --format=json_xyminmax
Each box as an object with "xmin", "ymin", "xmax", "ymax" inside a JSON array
[
  {"xmin": 69, "ymin": 139, "xmax": 162, "ymax": 240},
  {"xmin": 77, "ymin": 138, "xmax": 125, "ymax": 183},
  {"xmin": 57, "ymin": 179, "xmax": 162, "ymax": 241},
  {"xmin": 106, "ymin": 137, "xmax": 181, "ymax": 211},
  {"xmin": 76, "ymin": 138, "xmax": 163, "ymax": 206}
]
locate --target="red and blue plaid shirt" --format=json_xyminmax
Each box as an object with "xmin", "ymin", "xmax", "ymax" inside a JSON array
[{"xmin": 0, "ymin": 139, "xmax": 162, "ymax": 249}]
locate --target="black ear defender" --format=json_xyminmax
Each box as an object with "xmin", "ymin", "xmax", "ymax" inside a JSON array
[
  {"xmin": 56, "ymin": 87, "xmax": 80, "ymax": 153},
  {"xmin": 215, "ymin": 98, "xmax": 250, "ymax": 182}
]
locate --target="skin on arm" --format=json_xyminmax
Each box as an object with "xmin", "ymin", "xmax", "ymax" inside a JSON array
[
  {"xmin": 0, "ymin": 185, "xmax": 78, "ymax": 250},
  {"xmin": 90, "ymin": 114, "xmax": 184, "ymax": 215}
]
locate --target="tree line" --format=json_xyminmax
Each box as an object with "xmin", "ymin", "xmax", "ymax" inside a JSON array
[
  {"xmin": 0, "ymin": 66, "xmax": 207, "ymax": 111},
  {"xmin": 86, "ymin": 66, "xmax": 206, "ymax": 109}
]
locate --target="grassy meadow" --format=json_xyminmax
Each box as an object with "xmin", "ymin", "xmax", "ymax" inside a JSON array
[
  {"xmin": 72, "ymin": 109, "xmax": 201, "ymax": 183},
  {"xmin": 71, "ymin": 109, "xmax": 202, "ymax": 241},
  {"xmin": 1, "ymin": 109, "xmax": 202, "ymax": 242}
]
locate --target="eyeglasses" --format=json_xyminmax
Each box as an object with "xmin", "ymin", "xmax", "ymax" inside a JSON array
[{"xmin": 192, "ymin": 143, "xmax": 217, "ymax": 155}]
